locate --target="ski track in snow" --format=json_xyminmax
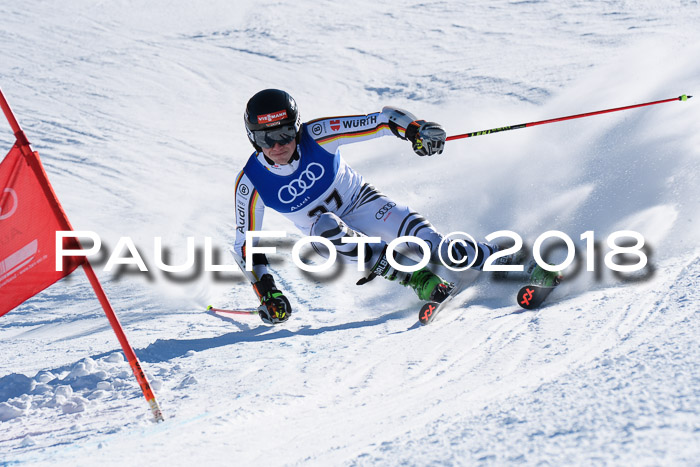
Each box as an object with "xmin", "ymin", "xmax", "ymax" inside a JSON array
[{"xmin": 1, "ymin": 0, "xmax": 700, "ymax": 465}]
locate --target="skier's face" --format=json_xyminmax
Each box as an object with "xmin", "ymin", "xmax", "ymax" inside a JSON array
[{"xmin": 262, "ymin": 139, "xmax": 296, "ymax": 165}]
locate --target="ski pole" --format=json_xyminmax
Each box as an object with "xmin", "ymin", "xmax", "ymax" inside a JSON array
[
  {"xmin": 206, "ymin": 305, "xmax": 259, "ymax": 316},
  {"xmin": 447, "ymin": 94, "xmax": 692, "ymax": 142}
]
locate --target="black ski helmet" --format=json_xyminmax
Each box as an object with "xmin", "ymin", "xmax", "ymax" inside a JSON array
[{"xmin": 244, "ymin": 89, "xmax": 301, "ymax": 151}]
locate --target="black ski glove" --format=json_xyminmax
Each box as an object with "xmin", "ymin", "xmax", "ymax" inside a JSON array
[
  {"xmin": 253, "ymin": 274, "xmax": 292, "ymax": 324},
  {"xmin": 405, "ymin": 120, "xmax": 446, "ymax": 156}
]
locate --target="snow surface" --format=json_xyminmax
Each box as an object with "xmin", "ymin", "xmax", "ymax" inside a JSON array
[{"xmin": 1, "ymin": 0, "xmax": 699, "ymax": 465}]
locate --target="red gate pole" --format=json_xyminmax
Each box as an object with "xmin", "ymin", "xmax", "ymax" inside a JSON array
[
  {"xmin": 1, "ymin": 87, "xmax": 164, "ymax": 422},
  {"xmin": 82, "ymin": 260, "xmax": 164, "ymax": 422}
]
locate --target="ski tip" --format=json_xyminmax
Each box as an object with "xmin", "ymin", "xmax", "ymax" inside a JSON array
[
  {"xmin": 206, "ymin": 305, "xmax": 213, "ymax": 311},
  {"xmin": 418, "ymin": 301, "xmax": 440, "ymax": 325},
  {"xmin": 680, "ymin": 94, "xmax": 692, "ymax": 101}
]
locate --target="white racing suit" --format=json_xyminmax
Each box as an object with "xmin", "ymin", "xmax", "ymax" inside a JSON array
[{"xmin": 232, "ymin": 109, "xmax": 497, "ymax": 284}]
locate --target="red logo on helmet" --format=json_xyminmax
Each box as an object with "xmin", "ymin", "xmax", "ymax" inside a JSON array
[
  {"xmin": 330, "ymin": 119, "xmax": 340, "ymax": 131},
  {"xmin": 258, "ymin": 110, "xmax": 288, "ymax": 125}
]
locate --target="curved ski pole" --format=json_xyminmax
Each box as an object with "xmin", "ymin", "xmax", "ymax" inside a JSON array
[
  {"xmin": 206, "ymin": 305, "xmax": 259, "ymax": 316},
  {"xmin": 447, "ymin": 94, "xmax": 692, "ymax": 142}
]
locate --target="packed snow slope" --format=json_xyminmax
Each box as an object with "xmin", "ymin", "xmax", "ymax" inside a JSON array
[{"xmin": 1, "ymin": 1, "xmax": 699, "ymax": 465}]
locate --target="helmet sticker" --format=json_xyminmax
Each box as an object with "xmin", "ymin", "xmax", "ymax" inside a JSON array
[{"xmin": 257, "ymin": 110, "xmax": 288, "ymax": 125}]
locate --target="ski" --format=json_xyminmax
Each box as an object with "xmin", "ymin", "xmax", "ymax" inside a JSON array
[
  {"xmin": 418, "ymin": 281, "xmax": 468, "ymax": 325},
  {"xmin": 418, "ymin": 301, "xmax": 440, "ymax": 325},
  {"xmin": 516, "ymin": 275, "xmax": 561, "ymax": 310}
]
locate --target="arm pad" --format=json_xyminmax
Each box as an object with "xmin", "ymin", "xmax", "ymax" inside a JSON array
[{"xmin": 382, "ymin": 106, "xmax": 418, "ymax": 140}]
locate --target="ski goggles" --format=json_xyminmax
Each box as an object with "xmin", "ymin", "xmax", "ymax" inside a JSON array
[{"xmin": 252, "ymin": 125, "xmax": 297, "ymax": 149}]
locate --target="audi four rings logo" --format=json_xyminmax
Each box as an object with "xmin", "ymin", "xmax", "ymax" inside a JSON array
[
  {"xmin": 375, "ymin": 201, "xmax": 396, "ymax": 219},
  {"xmin": 278, "ymin": 162, "xmax": 325, "ymax": 204}
]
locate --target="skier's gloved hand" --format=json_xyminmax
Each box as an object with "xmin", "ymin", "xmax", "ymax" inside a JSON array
[
  {"xmin": 253, "ymin": 274, "xmax": 292, "ymax": 324},
  {"xmin": 405, "ymin": 120, "xmax": 446, "ymax": 156},
  {"xmin": 258, "ymin": 294, "xmax": 292, "ymax": 325}
]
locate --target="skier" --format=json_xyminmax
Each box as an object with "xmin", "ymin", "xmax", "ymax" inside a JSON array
[{"xmin": 232, "ymin": 89, "xmax": 554, "ymax": 324}]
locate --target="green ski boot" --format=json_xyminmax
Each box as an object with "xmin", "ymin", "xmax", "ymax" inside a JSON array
[
  {"xmin": 403, "ymin": 267, "xmax": 452, "ymax": 302},
  {"xmin": 357, "ymin": 246, "xmax": 452, "ymax": 302},
  {"xmin": 528, "ymin": 263, "xmax": 562, "ymax": 287}
]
